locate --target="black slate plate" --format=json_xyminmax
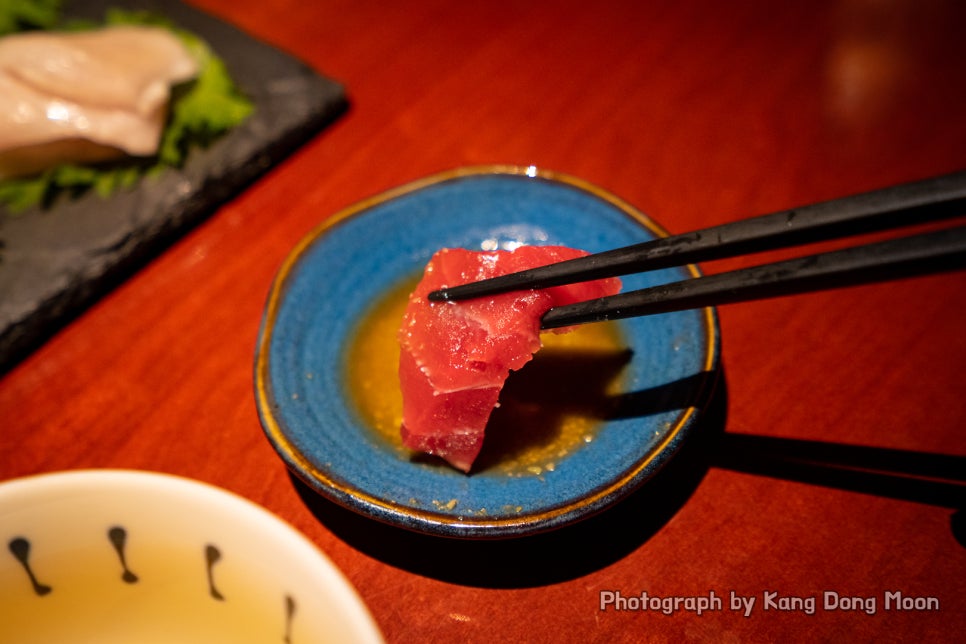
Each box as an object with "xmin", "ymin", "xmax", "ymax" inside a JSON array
[{"xmin": 0, "ymin": 0, "xmax": 348, "ymax": 373}]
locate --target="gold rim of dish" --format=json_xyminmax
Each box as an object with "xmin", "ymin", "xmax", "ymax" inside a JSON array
[{"xmin": 255, "ymin": 164, "xmax": 720, "ymax": 535}]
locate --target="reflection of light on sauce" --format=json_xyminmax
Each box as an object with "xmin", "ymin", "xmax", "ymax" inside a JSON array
[
  {"xmin": 344, "ymin": 278, "xmax": 413, "ymax": 447},
  {"xmin": 344, "ymin": 275, "xmax": 628, "ymax": 476}
]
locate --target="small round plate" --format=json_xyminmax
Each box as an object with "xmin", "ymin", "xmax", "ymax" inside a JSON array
[{"xmin": 255, "ymin": 166, "xmax": 719, "ymax": 539}]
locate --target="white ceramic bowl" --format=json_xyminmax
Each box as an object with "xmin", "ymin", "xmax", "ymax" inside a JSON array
[{"xmin": 0, "ymin": 470, "xmax": 383, "ymax": 643}]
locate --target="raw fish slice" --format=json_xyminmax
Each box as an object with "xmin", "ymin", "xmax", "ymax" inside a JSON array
[
  {"xmin": 0, "ymin": 26, "xmax": 198, "ymax": 115},
  {"xmin": 398, "ymin": 246, "xmax": 622, "ymax": 472},
  {"xmin": 0, "ymin": 72, "xmax": 167, "ymax": 157},
  {"xmin": 0, "ymin": 25, "xmax": 198, "ymax": 179}
]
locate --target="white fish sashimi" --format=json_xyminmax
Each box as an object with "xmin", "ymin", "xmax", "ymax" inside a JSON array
[
  {"xmin": 0, "ymin": 72, "xmax": 167, "ymax": 154},
  {"xmin": 0, "ymin": 25, "xmax": 199, "ymax": 180}
]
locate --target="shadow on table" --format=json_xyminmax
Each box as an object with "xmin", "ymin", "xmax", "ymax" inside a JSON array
[
  {"xmin": 290, "ymin": 369, "xmax": 728, "ymax": 589},
  {"xmin": 712, "ymin": 433, "xmax": 966, "ymax": 508},
  {"xmin": 291, "ymin": 367, "xmax": 966, "ymax": 587},
  {"xmin": 710, "ymin": 423, "xmax": 966, "ymax": 548}
]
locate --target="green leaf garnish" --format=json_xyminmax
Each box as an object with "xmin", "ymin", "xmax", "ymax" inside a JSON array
[
  {"xmin": 0, "ymin": 5, "xmax": 254, "ymax": 212},
  {"xmin": 0, "ymin": 0, "xmax": 61, "ymax": 35}
]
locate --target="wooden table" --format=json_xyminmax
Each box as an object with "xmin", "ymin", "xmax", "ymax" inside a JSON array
[{"xmin": 3, "ymin": 0, "xmax": 965, "ymax": 641}]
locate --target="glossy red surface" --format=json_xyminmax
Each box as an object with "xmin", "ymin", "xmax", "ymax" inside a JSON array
[{"xmin": 3, "ymin": 1, "xmax": 965, "ymax": 641}]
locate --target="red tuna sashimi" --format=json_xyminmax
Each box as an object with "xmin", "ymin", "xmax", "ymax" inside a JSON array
[{"xmin": 397, "ymin": 246, "xmax": 622, "ymax": 472}]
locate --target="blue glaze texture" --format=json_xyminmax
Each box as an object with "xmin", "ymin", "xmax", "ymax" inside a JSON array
[{"xmin": 256, "ymin": 168, "xmax": 719, "ymax": 538}]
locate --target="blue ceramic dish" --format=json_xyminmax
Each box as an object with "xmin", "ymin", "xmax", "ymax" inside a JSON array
[{"xmin": 255, "ymin": 166, "xmax": 719, "ymax": 539}]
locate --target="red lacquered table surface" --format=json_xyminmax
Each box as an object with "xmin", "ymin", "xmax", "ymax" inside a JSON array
[{"xmin": 3, "ymin": 1, "xmax": 965, "ymax": 641}]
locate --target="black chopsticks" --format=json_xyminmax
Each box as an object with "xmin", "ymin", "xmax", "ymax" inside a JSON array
[
  {"xmin": 427, "ymin": 171, "xmax": 966, "ymax": 329},
  {"xmin": 540, "ymin": 225, "xmax": 966, "ymax": 328}
]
